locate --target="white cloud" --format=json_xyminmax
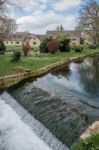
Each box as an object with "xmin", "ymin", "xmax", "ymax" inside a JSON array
[
  {"xmin": 17, "ymin": 10, "xmax": 77, "ymax": 34},
  {"xmin": 52, "ymin": 0, "xmax": 81, "ymax": 11},
  {"xmin": 8, "ymin": 0, "xmax": 81, "ymax": 34}
]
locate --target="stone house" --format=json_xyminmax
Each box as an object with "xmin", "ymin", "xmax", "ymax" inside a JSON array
[
  {"xmin": 46, "ymin": 30, "xmax": 81, "ymax": 45},
  {"xmin": 4, "ymin": 32, "xmax": 42, "ymax": 47}
]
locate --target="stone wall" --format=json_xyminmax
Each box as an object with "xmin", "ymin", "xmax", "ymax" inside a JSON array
[
  {"xmin": 0, "ymin": 55, "xmax": 88, "ymax": 90},
  {"xmin": 81, "ymin": 121, "xmax": 99, "ymax": 139}
]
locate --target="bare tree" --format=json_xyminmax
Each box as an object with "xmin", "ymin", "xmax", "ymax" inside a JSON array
[
  {"xmin": 0, "ymin": 18, "xmax": 17, "ymax": 37},
  {"xmin": 0, "ymin": 0, "xmax": 24, "ymax": 38},
  {"xmin": 78, "ymin": 0, "xmax": 99, "ymax": 44}
]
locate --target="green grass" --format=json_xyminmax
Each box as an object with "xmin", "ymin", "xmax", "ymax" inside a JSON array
[
  {"xmin": 0, "ymin": 48, "xmax": 99, "ymax": 77},
  {"xmin": 70, "ymin": 134, "xmax": 99, "ymax": 150},
  {"xmin": 6, "ymin": 45, "xmax": 39, "ymax": 52},
  {"xmin": 6, "ymin": 45, "xmax": 22, "ymax": 51}
]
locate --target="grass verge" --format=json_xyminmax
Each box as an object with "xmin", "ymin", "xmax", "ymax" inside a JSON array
[{"xmin": 0, "ymin": 48, "xmax": 99, "ymax": 77}]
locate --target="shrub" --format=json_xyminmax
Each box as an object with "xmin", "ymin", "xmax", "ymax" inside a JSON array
[
  {"xmin": 80, "ymin": 37, "xmax": 84, "ymax": 45},
  {"xmin": 12, "ymin": 51, "xmax": 21, "ymax": 62},
  {"xmin": 47, "ymin": 39, "xmax": 60, "ymax": 54},
  {"xmin": 88, "ymin": 44, "xmax": 97, "ymax": 49},
  {"xmin": 0, "ymin": 41, "xmax": 6, "ymax": 54},
  {"xmin": 22, "ymin": 42, "xmax": 31, "ymax": 56},
  {"xmin": 70, "ymin": 134, "xmax": 99, "ymax": 150},
  {"xmin": 74, "ymin": 45, "xmax": 83, "ymax": 53},
  {"xmin": 40, "ymin": 38, "xmax": 49, "ymax": 53},
  {"xmin": 59, "ymin": 39, "xmax": 71, "ymax": 52}
]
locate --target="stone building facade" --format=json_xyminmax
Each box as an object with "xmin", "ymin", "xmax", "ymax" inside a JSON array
[{"xmin": 4, "ymin": 32, "xmax": 42, "ymax": 47}]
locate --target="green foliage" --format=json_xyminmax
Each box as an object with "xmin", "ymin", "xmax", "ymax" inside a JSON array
[
  {"xmin": 74, "ymin": 45, "xmax": 83, "ymax": 53},
  {"xmin": 12, "ymin": 51, "xmax": 21, "ymax": 62},
  {"xmin": 89, "ymin": 43, "xmax": 99, "ymax": 49},
  {"xmin": 89, "ymin": 44, "xmax": 97, "ymax": 49},
  {"xmin": 59, "ymin": 39, "xmax": 71, "ymax": 52},
  {"xmin": 40, "ymin": 38, "xmax": 49, "ymax": 53},
  {"xmin": 55, "ymin": 35, "xmax": 65, "ymax": 41},
  {"xmin": 0, "ymin": 34, "xmax": 5, "ymax": 41},
  {"xmin": 70, "ymin": 134, "xmax": 99, "ymax": 150},
  {"xmin": 80, "ymin": 37, "xmax": 84, "ymax": 45},
  {"xmin": 0, "ymin": 41, "xmax": 6, "ymax": 54}
]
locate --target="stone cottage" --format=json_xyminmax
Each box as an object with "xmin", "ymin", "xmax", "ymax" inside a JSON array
[
  {"xmin": 4, "ymin": 32, "xmax": 42, "ymax": 47},
  {"xmin": 46, "ymin": 30, "xmax": 81, "ymax": 45}
]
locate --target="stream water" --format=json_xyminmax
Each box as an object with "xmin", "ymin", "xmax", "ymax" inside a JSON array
[{"xmin": 1, "ymin": 54, "xmax": 99, "ymax": 149}]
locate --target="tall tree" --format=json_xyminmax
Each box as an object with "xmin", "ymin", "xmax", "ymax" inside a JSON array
[
  {"xmin": 78, "ymin": 0, "xmax": 99, "ymax": 44},
  {"xmin": 0, "ymin": 18, "xmax": 17, "ymax": 37},
  {"xmin": 0, "ymin": 0, "xmax": 23, "ymax": 38}
]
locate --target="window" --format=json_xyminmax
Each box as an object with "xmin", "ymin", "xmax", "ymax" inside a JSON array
[
  {"xmin": 33, "ymin": 37, "xmax": 36, "ymax": 40},
  {"xmin": 33, "ymin": 42, "xmax": 36, "ymax": 45},
  {"xmin": 16, "ymin": 41, "xmax": 19, "ymax": 44},
  {"xmin": 72, "ymin": 38, "xmax": 76, "ymax": 41},
  {"xmin": 6, "ymin": 41, "xmax": 8, "ymax": 44}
]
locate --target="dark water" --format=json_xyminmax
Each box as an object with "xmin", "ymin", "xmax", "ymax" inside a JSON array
[{"xmin": 10, "ymin": 55, "xmax": 99, "ymax": 147}]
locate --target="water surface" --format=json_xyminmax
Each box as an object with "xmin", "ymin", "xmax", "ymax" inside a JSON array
[{"xmin": 10, "ymin": 55, "xmax": 99, "ymax": 147}]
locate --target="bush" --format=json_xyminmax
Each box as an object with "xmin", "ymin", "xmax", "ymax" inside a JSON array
[
  {"xmin": 74, "ymin": 45, "xmax": 83, "ymax": 53},
  {"xmin": 89, "ymin": 44, "xmax": 97, "ymax": 49},
  {"xmin": 12, "ymin": 51, "xmax": 21, "ymax": 62},
  {"xmin": 70, "ymin": 134, "xmax": 99, "ymax": 150},
  {"xmin": 40, "ymin": 38, "xmax": 49, "ymax": 53},
  {"xmin": 22, "ymin": 43, "xmax": 31, "ymax": 56},
  {"xmin": 47, "ymin": 39, "xmax": 60, "ymax": 54},
  {"xmin": 59, "ymin": 39, "xmax": 71, "ymax": 52},
  {"xmin": 0, "ymin": 41, "xmax": 6, "ymax": 54}
]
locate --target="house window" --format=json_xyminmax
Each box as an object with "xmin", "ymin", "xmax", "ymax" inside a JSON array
[
  {"xmin": 16, "ymin": 41, "xmax": 19, "ymax": 44},
  {"xmin": 11, "ymin": 41, "xmax": 13, "ymax": 44},
  {"xmin": 6, "ymin": 41, "xmax": 8, "ymax": 44},
  {"xmin": 33, "ymin": 37, "xmax": 36, "ymax": 40},
  {"xmin": 72, "ymin": 38, "xmax": 76, "ymax": 41},
  {"xmin": 33, "ymin": 42, "xmax": 36, "ymax": 45}
]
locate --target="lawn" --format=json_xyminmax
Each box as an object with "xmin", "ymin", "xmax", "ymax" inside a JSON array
[
  {"xmin": 6, "ymin": 45, "xmax": 39, "ymax": 52},
  {"xmin": 0, "ymin": 48, "xmax": 99, "ymax": 77},
  {"xmin": 6, "ymin": 45, "xmax": 22, "ymax": 51}
]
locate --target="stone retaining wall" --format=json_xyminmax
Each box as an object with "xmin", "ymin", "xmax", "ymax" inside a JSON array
[
  {"xmin": 81, "ymin": 121, "xmax": 99, "ymax": 139},
  {"xmin": 0, "ymin": 55, "xmax": 88, "ymax": 90}
]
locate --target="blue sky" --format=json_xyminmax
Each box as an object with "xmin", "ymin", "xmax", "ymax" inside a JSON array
[{"xmin": 9, "ymin": 0, "xmax": 82, "ymax": 34}]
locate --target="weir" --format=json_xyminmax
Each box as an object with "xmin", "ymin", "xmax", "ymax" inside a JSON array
[{"xmin": 0, "ymin": 92, "xmax": 68, "ymax": 150}]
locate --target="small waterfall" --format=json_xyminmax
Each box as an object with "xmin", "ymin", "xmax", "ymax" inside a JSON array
[
  {"xmin": 0, "ymin": 92, "xmax": 68, "ymax": 150},
  {"xmin": 0, "ymin": 99, "xmax": 52, "ymax": 150}
]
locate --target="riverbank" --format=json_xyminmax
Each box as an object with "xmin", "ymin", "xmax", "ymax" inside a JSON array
[
  {"xmin": 71, "ymin": 121, "xmax": 99, "ymax": 150},
  {"xmin": 0, "ymin": 49, "xmax": 99, "ymax": 90}
]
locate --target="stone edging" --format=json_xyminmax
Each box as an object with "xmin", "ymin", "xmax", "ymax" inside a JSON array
[
  {"xmin": 0, "ymin": 54, "xmax": 92, "ymax": 90},
  {"xmin": 81, "ymin": 121, "xmax": 99, "ymax": 140}
]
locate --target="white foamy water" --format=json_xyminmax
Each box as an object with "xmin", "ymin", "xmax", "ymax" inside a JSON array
[
  {"xmin": 0, "ymin": 92, "xmax": 68, "ymax": 150},
  {"xmin": 0, "ymin": 99, "xmax": 52, "ymax": 150}
]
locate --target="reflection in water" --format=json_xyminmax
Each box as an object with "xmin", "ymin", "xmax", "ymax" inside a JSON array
[
  {"xmin": 51, "ymin": 55, "xmax": 99, "ymax": 100},
  {"xmin": 78, "ymin": 56, "xmax": 99, "ymax": 99},
  {"xmin": 10, "ymin": 55, "xmax": 99, "ymax": 147}
]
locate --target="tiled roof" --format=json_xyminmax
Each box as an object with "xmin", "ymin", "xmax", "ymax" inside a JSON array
[{"xmin": 46, "ymin": 30, "xmax": 81, "ymax": 37}]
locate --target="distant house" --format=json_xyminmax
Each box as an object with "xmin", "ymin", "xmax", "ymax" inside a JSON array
[
  {"xmin": 4, "ymin": 32, "xmax": 43, "ymax": 47},
  {"xmin": 46, "ymin": 30, "xmax": 81, "ymax": 45}
]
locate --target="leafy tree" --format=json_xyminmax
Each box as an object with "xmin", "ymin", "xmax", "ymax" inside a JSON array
[
  {"xmin": 0, "ymin": 40, "xmax": 6, "ymax": 54},
  {"xmin": 40, "ymin": 38, "xmax": 49, "ymax": 53},
  {"xmin": 59, "ymin": 39, "xmax": 71, "ymax": 52}
]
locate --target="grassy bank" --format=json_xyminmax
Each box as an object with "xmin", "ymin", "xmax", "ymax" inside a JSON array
[
  {"xmin": 0, "ymin": 48, "xmax": 99, "ymax": 77},
  {"xmin": 71, "ymin": 134, "xmax": 99, "ymax": 150},
  {"xmin": 6, "ymin": 45, "xmax": 39, "ymax": 52}
]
